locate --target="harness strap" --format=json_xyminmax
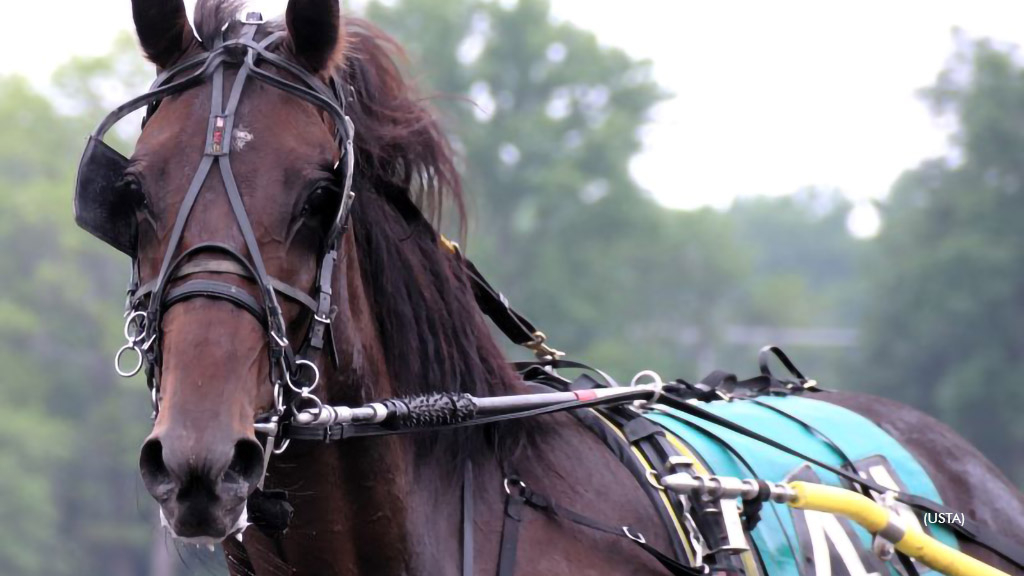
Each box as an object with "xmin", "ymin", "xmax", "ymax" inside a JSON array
[
  {"xmin": 145, "ymin": 258, "xmax": 320, "ymax": 313},
  {"xmin": 463, "ymin": 463, "xmax": 474, "ymax": 576},
  {"xmin": 164, "ymin": 279, "xmax": 266, "ymax": 322},
  {"xmin": 497, "ymin": 477, "xmax": 706, "ymax": 576}
]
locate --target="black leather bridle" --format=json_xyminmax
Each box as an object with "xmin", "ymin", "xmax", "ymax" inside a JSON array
[{"xmin": 74, "ymin": 12, "xmax": 354, "ymax": 462}]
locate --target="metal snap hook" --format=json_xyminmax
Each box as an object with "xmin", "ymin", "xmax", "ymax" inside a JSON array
[
  {"xmin": 622, "ymin": 526, "xmax": 646, "ymax": 544},
  {"xmin": 114, "ymin": 344, "xmax": 144, "ymax": 378}
]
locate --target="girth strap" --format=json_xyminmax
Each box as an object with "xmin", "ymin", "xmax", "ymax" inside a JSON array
[{"xmin": 497, "ymin": 477, "xmax": 705, "ymax": 576}]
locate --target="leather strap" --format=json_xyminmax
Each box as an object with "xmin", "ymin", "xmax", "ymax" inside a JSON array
[
  {"xmin": 497, "ymin": 478, "xmax": 704, "ymax": 576},
  {"xmin": 497, "ymin": 481, "xmax": 526, "ymax": 576},
  {"xmin": 163, "ymin": 279, "xmax": 266, "ymax": 323},
  {"xmin": 463, "ymin": 463, "xmax": 474, "ymax": 576}
]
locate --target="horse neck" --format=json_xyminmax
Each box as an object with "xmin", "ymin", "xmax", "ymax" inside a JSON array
[{"xmin": 256, "ymin": 230, "xmax": 468, "ymax": 575}]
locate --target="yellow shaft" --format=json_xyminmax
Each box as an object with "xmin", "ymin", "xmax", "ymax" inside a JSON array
[{"xmin": 788, "ymin": 481, "xmax": 1009, "ymax": 576}]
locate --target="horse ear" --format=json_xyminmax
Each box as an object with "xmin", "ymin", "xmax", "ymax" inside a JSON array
[
  {"xmin": 286, "ymin": 0, "xmax": 342, "ymax": 73},
  {"xmin": 131, "ymin": 0, "xmax": 198, "ymax": 69}
]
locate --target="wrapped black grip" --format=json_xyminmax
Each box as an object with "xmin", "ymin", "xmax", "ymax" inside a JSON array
[{"xmin": 382, "ymin": 393, "xmax": 478, "ymax": 429}]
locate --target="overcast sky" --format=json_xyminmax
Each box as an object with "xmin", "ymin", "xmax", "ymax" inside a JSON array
[{"xmin": 4, "ymin": 1, "xmax": 1023, "ymax": 235}]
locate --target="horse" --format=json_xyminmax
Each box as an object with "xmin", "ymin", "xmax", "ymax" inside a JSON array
[{"xmin": 74, "ymin": 1, "xmax": 1024, "ymax": 574}]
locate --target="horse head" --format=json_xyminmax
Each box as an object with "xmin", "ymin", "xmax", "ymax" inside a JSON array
[{"xmin": 121, "ymin": 0, "xmax": 347, "ymax": 541}]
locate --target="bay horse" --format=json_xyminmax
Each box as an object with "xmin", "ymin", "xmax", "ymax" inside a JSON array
[{"xmin": 78, "ymin": 1, "xmax": 1023, "ymax": 574}]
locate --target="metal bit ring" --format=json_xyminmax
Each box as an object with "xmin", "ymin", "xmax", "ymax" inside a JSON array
[{"xmin": 115, "ymin": 344, "xmax": 144, "ymax": 378}]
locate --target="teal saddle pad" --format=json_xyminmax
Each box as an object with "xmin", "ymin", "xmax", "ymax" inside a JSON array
[{"xmin": 646, "ymin": 395, "xmax": 958, "ymax": 575}]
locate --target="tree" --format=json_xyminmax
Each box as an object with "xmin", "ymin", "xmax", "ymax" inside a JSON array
[
  {"xmin": 859, "ymin": 34, "xmax": 1024, "ymax": 483},
  {"xmin": 366, "ymin": 0, "xmax": 769, "ymax": 379}
]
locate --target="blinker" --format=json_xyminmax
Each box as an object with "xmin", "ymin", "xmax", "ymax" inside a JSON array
[{"xmin": 74, "ymin": 136, "xmax": 136, "ymax": 257}]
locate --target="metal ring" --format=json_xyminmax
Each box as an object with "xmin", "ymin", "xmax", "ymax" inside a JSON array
[
  {"xmin": 286, "ymin": 359, "xmax": 320, "ymax": 394},
  {"xmin": 114, "ymin": 344, "xmax": 144, "ymax": 378},
  {"xmin": 629, "ymin": 370, "xmax": 664, "ymax": 388},
  {"xmin": 291, "ymin": 392, "xmax": 324, "ymax": 423},
  {"xmin": 503, "ymin": 477, "xmax": 526, "ymax": 496},
  {"xmin": 123, "ymin": 310, "xmax": 148, "ymax": 342}
]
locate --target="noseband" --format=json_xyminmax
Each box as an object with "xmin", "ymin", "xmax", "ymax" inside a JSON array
[{"xmin": 74, "ymin": 13, "xmax": 355, "ymax": 464}]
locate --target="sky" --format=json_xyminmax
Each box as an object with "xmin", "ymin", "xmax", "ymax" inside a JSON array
[{"xmin": 4, "ymin": 1, "xmax": 1023, "ymax": 236}]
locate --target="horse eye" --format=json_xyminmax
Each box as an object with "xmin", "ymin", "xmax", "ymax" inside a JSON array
[
  {"xmin": 117, "ymin": 176, "xmax": 148, "ymax": 210},
  {"xmin": 302, "ymin": 184, "xmax": 339, "ymax": 220}
]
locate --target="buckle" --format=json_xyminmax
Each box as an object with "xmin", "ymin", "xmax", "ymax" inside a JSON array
[{"xmin": 239, "ymin": 11, "xmax": 265, "ymax": 24}]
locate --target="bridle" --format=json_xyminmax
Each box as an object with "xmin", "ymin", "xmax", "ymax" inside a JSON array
[{"xmin": 74, "ymin": 12, "xmax": 354, "ymax": 467}]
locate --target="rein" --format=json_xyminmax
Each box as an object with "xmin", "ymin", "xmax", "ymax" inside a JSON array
[{"xmin": 272, "ymin": 348, "xmax": 1024, "ymax": 574}]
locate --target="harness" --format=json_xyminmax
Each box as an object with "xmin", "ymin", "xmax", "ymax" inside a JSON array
[{"xmin": 73, "ymin": 12, "xmax": 1023, "ymax": 576}]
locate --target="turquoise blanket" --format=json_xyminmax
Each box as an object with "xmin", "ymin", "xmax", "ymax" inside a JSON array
[{"xmin": 647, "ymin": 395, "xmax": 957, "ymax": 575}]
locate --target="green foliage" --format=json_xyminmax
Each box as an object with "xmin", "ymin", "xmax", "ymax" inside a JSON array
[
  {"xmin": 0, "ymin": 39, "xmax": 156, "ymax": 576},
  {"xmin": 860, "ymin": 36, "xmax": 1024, "ymax": 483},
  {"xmin": 367, "ymin": 0, "xmax": 865, "ymax": 383}
]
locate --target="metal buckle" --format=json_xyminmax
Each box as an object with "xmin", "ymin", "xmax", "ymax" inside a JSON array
[{"xmin": 238, "ymin": 11, "xmax": 265, "ymax": 24}]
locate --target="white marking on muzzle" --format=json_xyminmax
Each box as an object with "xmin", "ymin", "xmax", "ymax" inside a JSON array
[{"xmin": 159, "ymin": 505, "xmax": 250, "ymax": 545}]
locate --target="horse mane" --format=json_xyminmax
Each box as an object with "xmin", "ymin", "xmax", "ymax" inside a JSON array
[{"xmin": 194, "ymin": 1, "xmax": 523, "ymax": 424}]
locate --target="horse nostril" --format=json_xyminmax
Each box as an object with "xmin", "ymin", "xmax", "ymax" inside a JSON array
[
  {"xmin": 139, "ymin": 438, "xmax": 174, "ymax": 501},
  {"xmin": 224, "ymin": 439, "xmax": 264, "ymax": 490}
]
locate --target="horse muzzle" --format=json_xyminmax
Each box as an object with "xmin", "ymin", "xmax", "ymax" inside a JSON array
[{"xmin": 140, "ymin": 435, "xmax": 264, "ymax": 541}]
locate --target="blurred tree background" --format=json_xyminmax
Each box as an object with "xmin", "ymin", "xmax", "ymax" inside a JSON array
[{"xmin": 0, "ymin": 0, "xmax": 1019, "ymax": 573}]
